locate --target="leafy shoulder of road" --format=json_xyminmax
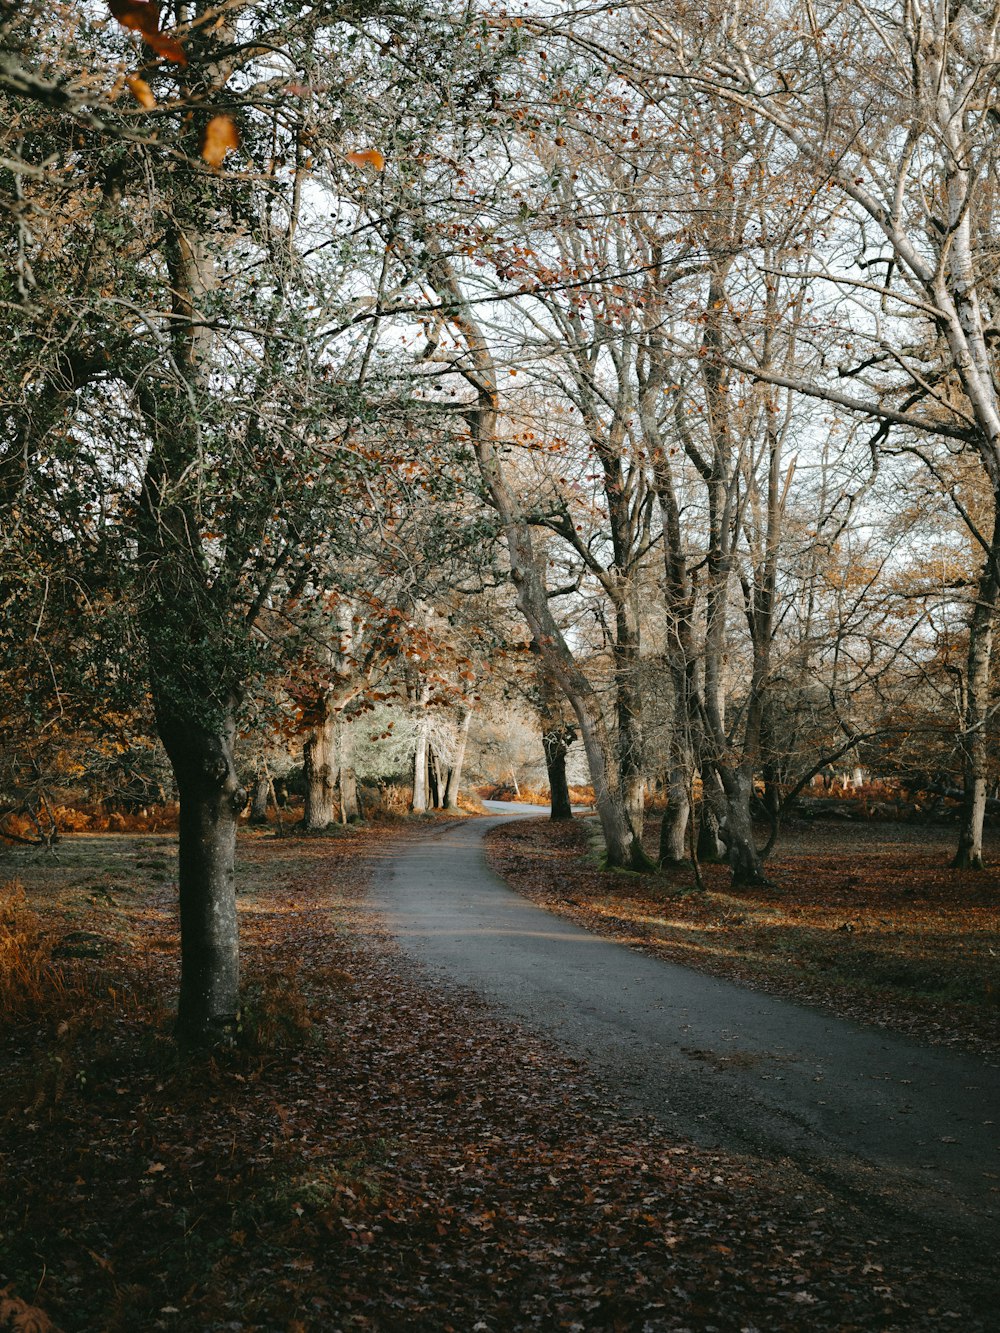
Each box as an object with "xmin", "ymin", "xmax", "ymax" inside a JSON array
[
  {"xmin": 0, "ymin": 825, "xmax": 994, "ymax": 1330},
  {"xmin": 485, "ymin": 815, "xmax": 1000, "ymax": 1060}
]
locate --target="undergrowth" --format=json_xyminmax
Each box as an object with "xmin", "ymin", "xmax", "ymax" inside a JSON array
[{"xmin": 0, "ymin": 882, "xmax": 71, "ymax": 1021}]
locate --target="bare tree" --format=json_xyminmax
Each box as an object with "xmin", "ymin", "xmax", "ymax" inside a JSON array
[{"xmin": 641, "ymin": 0, "xmax": 1000, "ymax": 865}]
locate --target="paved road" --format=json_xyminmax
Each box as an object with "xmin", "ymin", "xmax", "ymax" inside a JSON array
[{"xmin": 373, "ymin": 803, "xmax": 1000, "ymax": 1243}]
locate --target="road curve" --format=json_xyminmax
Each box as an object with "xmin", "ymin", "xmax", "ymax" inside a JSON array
[{"xmin": 372, "ymin": 803, "xmax": 1000, "ymax": 1244}]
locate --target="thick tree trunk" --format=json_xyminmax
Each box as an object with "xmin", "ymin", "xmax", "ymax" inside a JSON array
[
  {"xmin": 543, "ymin": 725, "xmax": 575, "ymax": 821},
  {"xmin": 248, "ymin": 773, "xmax": 269, "ymax": 823},
  {"xmin": 411, "ymin": 717, "xmax": 429, "ymax": 813},
  {"xmin": 953, "ymin": 561, "xmax": 999, "ymax": 868},
  {"xmin": 696, "ymin": 766, "xmax": 726, "ymax": 861},
  {"xmin": 573, "ymin": 691, "xmax": 652, "ymax": 868},
  {"xmin": 158, "ymin": 709, "xmax": 244, "ymax": 1043},
  {"xmin": 614, "ymin": 607, "xmax": 646, "ymax": 836},
  {"xmin": 337, "ymin": 722, "xmax": 360, "ymax": 823},
  {"xmin": 443, "ymin": 706, "xmax": 472, "ymax": 810},
  {"xmin": 303, "ymin": 709, "xmax": 336, "ymax": 830},
  {"xmin": 719, "ymin": 767, "xmax": 770, "ymax": 887},
  {"xmin": 697, "ymin": 806, "xmax": 725, "ymax": 861},
  {"xmin": 660, "ymin": 750, "xmax": 691, "ymax": 864}
]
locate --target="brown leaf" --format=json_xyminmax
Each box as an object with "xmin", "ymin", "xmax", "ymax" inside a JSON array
[
  {"xmin": 200, "ymin": 116, "xmax": 240, "ymax": 169},
  {"xmin": 145, "ymin": 30, "xmax": 187, "ymax": 65},
  {"xmin": 125, "ymin": 75, "xmax": 156, "ymax": 109},
  {"xmin": 346, "ymin": 149, "xmax": 386, "ymax": 172},
  {"xmin": 108, "ymin": 0, "xmax": 187, "ymax": 66},
  {"xmin": 108, "ymin": 0, "xmax": 160, "ymax": 36}
]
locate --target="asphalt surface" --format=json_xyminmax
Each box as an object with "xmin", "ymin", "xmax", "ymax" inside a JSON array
[{"xmin": 373, "ymin": 802, "xmax": 1000, "ymax": 1244}]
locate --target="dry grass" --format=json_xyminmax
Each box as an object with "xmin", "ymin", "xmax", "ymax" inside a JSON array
[{"xmin": 0, "ymin": 882, "xmax": 70, "ymax": 1019}]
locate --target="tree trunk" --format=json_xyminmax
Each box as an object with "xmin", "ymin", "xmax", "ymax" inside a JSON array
[
  {"xmin": 696, "ymin": 766, "xmax": 726, "ymax": 861},
  {"xmin": 248, "ymin": 773, "xmax": 269, "ymax": 824},
  {"xmin": 543, "ymin": 725, "xmax": 575, "ymax": 821},
  {"xmin": 614, "ymin": 605, "xmax": 646, "ymax": 835},
  {"xmin": 443, "ymin": 706, "xmax": 472, "ymax": 809},
  {"xmin": 660, "ymin": 748, "xmax": 691, "ymax": 864},
  {"xmin": 157, "ymin": 708, "xmax": 243, "ymax": 1043},
  {"xmin": 303, "ymin": 709, "xmax": 336, "ymax": 830},
  {"xmin": 411, "ymin": 716, "xmax": 429, "ymax": 813},
  {"xmin": 719, "ymin": 766, "xmax": 770, "ymax": 887},
  {"xmin": 337, "ymin": 722, "xmax": 360, "ymax": 823},
  {"xmin": 953, "ymin": 559, "xmax": 999, "ymax": 869}
]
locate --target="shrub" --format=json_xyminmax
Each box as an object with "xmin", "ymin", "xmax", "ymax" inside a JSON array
[
  {"xmin": 358, "ymin": 782, "xmax": 412, "ymax": 820},
  {"xmin": 0, "ymin": 881, "xmax": 69, "ymax": 1020}
]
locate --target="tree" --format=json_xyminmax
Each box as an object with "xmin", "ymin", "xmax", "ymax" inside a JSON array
[
  {"xmin": 0, "ymin": 0, "xmax": 431, "ymax": 1038},
  {"xmin": 645, "ymin": 0, "xmax": 1000, "ymax": 866}
]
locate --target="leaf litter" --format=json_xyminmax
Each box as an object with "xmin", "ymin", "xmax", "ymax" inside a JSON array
[
  {"xmin": 0, "ymin": 824, "xmax": 994, "ymax": 1330},
  {"xmin": 486, "ymin": 815, "xmax": 1000, "ymax": 1059}
]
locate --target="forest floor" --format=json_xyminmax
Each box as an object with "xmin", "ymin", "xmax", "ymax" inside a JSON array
[
  {"xmin": 0, "ymin": 819, "xmax": 997, "ymax": 1331},
  {"xmin": 486, "ymin": 815, "xmax": 1000, "ymax": 1061}
]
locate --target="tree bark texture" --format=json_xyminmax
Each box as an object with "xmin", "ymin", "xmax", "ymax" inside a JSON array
[
  {"xmin": 696, "ymin": 769, "xmax": 727, "ymax": 863},
  {"xmin": 337, "ymin": 722, "xmax": 360, "ymax": 823},
  {"xmin": 443, "ymin": 706, "xmax": 472, "ymax": 809},
  {"xmin": 953, "ymin": 554, "xmax": 999, "ymax": 869},
  {"xmin": 157, "ymin": 708, "xmax": 243, "ymax": 1043},
  {"xmin": 613, "ymin": 603, "xmax": 646, "ymax": 835},
  {"xmin": 248, "ymin": 773, "xmax": 270, "ymax": 823},
  {"xmin": 543, "ymin": 724, "xmax": 575, "ymax": 821},
  {"xmin": 303, "ymin": 709, "xmax": 337, "ymax": 831},
  {"xmin": 535, "ymin": 653, "xmax": 575, "ymax": 820},
  {"xmin": 660, "ymin": 746, "xmax": 691, "ymax": 864},
  {"xmin": 411, "ymin": 715, "xmax": 430, "ymax": 813}
]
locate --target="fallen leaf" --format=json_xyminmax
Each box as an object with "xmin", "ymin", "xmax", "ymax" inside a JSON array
[
  {"xmin": 147, "ymin": 1161, "xmax": 166, "ymax": 1173},
  {"xmin": 346, "ymin": 149, "xmax": 385, "ymax": 172},
  {"xmin": 125, "ymin": 75, "xmax": 156, "ymax": 109},
  {"xmin": 200, "ymin": 116, "xmax": 240, "ymax": 168}
]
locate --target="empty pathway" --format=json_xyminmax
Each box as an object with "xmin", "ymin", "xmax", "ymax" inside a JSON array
[{"xmin": 374, "ymin": 804, "xmax": 1000, "ymax": 1248}]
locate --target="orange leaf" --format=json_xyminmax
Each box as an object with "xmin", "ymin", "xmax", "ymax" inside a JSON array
[
  {"xmin": 146, "ymin": 30, "xmax": 187, "ymax": 64},
  {"xmin": 125, "ymin": 74, "xmax": 156, "ymax": 108},
  {"xmin": 109, "ymin": 0, "xmax": 160, "ymax": 36},
  {"xmin": 108, "ymin": 0, "xmax": 187, "ymax": 65},
  {"xmin": 346, "ymin": 148, "xmax": 385, "ymax": 171},
  {"xmin": 200, "ymin": 115, "xmax": 240, "ymax": 168}
]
